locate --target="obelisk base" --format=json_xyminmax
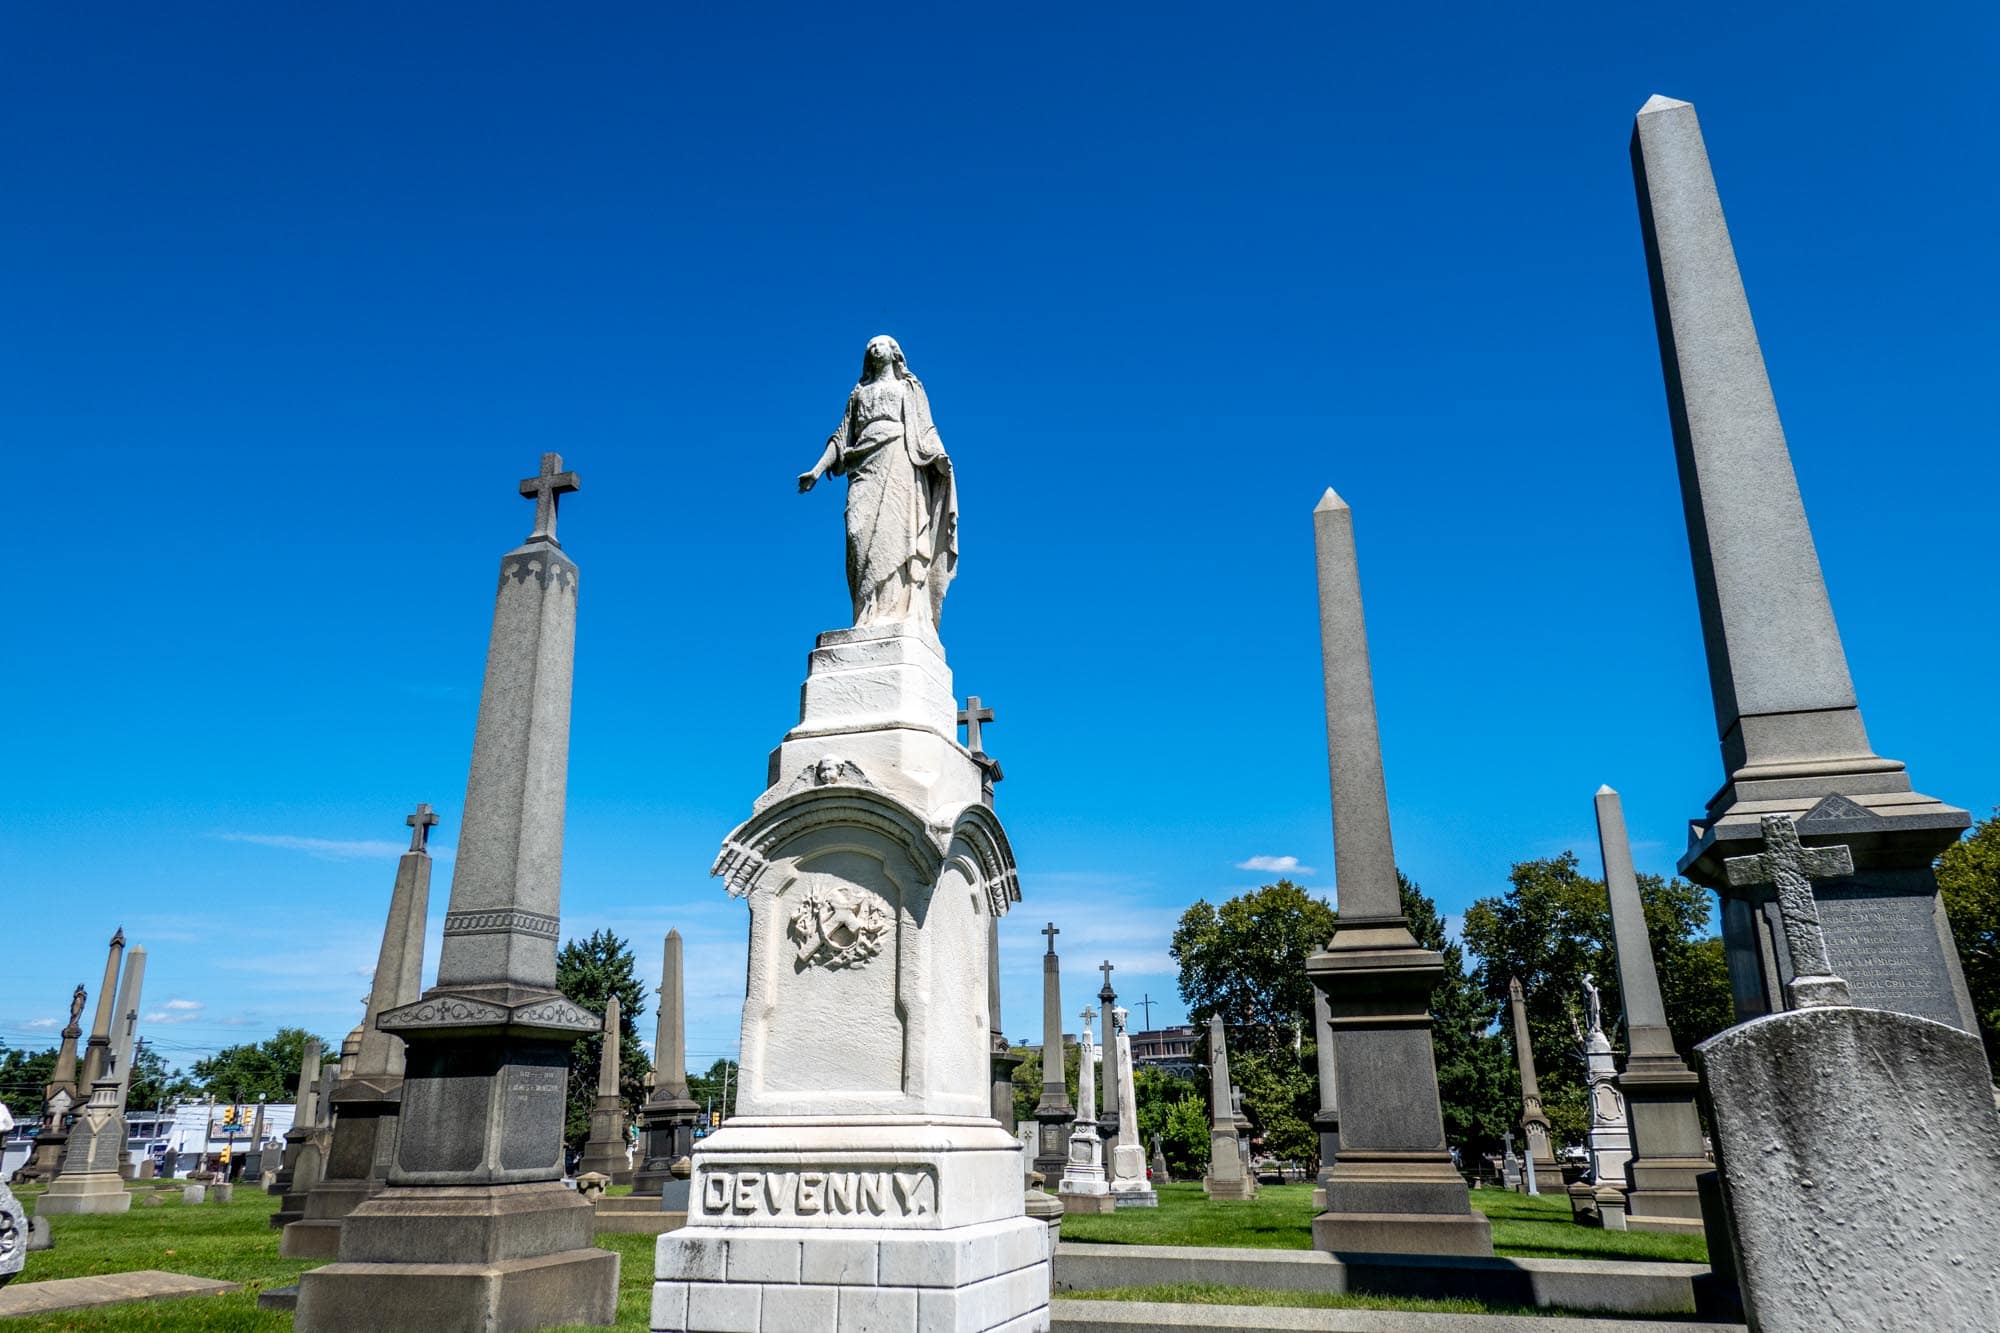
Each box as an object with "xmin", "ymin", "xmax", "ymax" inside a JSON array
[
  {"xmin": 577, "ymin": 1095, "xmax": 630, "ymax": 1186},
  {"xmin": 1619, "ymin": 1055, "xmax": 1709, "ymax": 1231},
  {"xmin": 295, "ymin": 1185, "xmax": 618, "ymax": 1333},
  {"xmin": 34, "ymin": 1171, "xmax": 131, "ymax": 1215},
  {"xmin": 1310, "ymin": 919, "xmax": 1494, "ymax": 1258},
  {"xmin": 632, "ymin": 1096, "xmax": 700, "ymax": 1197},
  {"xmin": 594, "ymin": 1194, "xmax": 687, "ymax": 1235}
]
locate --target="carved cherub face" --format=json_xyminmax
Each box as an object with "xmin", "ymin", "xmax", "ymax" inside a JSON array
[{"xmin": 813, "ymin": 756, "xmax": 842, "ymax": 785}]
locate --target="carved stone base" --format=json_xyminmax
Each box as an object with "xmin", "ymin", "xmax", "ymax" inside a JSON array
[{"xmin": 34, "ymin": 1172, "xmax": 131, "ymax": 1215}]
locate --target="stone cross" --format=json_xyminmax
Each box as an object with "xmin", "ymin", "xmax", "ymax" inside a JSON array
[
  {"xmin": 1724, "ymin": 814, "xmax": 1855, "ymax": 1008},
  {"xmin": 957, "ymin": 696, "xmax": 994, "ymax": 753},
  {"xmin": 405, "ymin": 802, "xmax": 439, "ymax": 853},
  {"xmin": 518, "ymin": 452, "xmax": 580, "ymax": 545},
  {"xmin": 1098, "ymin": 959, "xmax": 1114, "ymax": 999},
  {"xmin": 1041, "ymin": 922, "xmax": 1059, "ymax": 954}
]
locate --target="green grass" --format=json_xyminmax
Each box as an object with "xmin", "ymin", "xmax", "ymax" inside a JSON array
[
  {"xmin": 1059, "ymin": 1181, "xmax": 1709, "ymax": 1265},
  {"xmin": 9, "ymin": 1189, "xmax": 661, "ymax": 1332}
]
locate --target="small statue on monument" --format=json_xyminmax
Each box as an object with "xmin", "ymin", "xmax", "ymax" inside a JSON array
[{"xmin": 798, "ymin": 335, "xmax": 959, "ymax": 629}]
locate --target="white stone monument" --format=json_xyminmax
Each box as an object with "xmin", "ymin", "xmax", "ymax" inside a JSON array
[
  {"xmin": 654, "ymin": 337, "xmax": 1048, "ymax": 1333},
  {"xmin": 1105, "ymin": 1007, "xmax": 1156, "ymax": 1208},
  {"xmin": 1577, "ymin": 975, "xmax": 1631, "ymax": 1188},
  {"xmin": 1057, "ymin": 1008, "xmax": 1112, "ymax": 1213}
]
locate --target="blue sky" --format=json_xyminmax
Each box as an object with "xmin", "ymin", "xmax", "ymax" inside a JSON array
[{"xmin": 3, "ymin": 4, "xmax": 1994, "ymax": 1085}]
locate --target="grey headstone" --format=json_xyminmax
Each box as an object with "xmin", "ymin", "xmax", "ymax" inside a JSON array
[{"xmin": 0, "ymin": 1183, "xmax": 26, "ymax": 1285}]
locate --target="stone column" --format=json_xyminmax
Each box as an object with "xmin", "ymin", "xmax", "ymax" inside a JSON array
[
  {"xmin": 1201, "ymin": 1016, "xmax": 1254, "ymax": 1201},
  {"xmin": 1631, "ymin": 94, "xmax": 1974, "ymax": 1030},
  {"xmin": 77, "ymin": 929, "xmax": 125, "ymax": 1091},
  {"xmin": 1596, "ymin": 785, "xmax": 1709, "ymax": 1230},
  {"xmin": 1505, "ymin": 978, "xmax": 1560, "ymax": 1192},
  {"xmin": 632, "ymin": 929, "xmax": 701, "ymax": 1199},
  {"xmin": 1031, "ymin": 922, "xmax": 1075, "ymax": 1183},
  {"xmin": 1306, "ymin": 488, "xmax": 1492, "ymax": 1256},
  {"xmin": 294, "ymin": 454, "xmax": 615, "ymax": 1332},
  {"xmin": 1057, "ymin": 1008, "xmax": 1111, "ymax": 1212},
  {"xmin": 39, "ymin": 947, "xmax": 145, "ymax": 1214},
  {"xmin": 577, "ymin": 994, "xmax": 631, "ymax": 1183},
  {"xmin": 1311, "ymin": 987, "xmax": 1338, "ymax": 1205},
  {"xmin": 269, "ymin": 1038, "xmax": 322, "ymax": 1198},
  {"xmin": 1105, "ymin": 1007, "xmax": 1156, "ymax": 1206},
  {"xmin": 987, "ymin": 919, "xmax": 1025, "ymax": 1129},
  {"xmin": 16, "ymin": 984, "xmax": 87, "ymax": 1183},
  {"xmin": 282, "ymin": 804, "xmax": 437, "ymax": 1257},
  {"xmin": 1578, "ymin": 977, "xmax": 1632, "ymax": 1192},
  {"xmin": 1095, "ymin": 962, "xmax": 1122, "ymax": 1145}
]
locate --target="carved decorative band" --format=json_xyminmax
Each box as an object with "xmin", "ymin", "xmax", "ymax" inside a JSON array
[
  {"xmin": 500, "ymin": 551, "xmax": 579, "ymax": 594},
  {"xmin": 443, "ymin": 909, "xmax": 561, "ymax": 939}
]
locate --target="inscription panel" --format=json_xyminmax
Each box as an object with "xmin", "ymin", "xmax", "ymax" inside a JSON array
[
  {"xmin": 1813, "ymin": 888, "xmax": 1966, "ymax": 1030},
  {"xmin": 695, "ymin": 1167, "xmax": 937, "ymax": 1225}
]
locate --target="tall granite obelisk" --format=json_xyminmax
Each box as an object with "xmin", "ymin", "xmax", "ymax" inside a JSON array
[
  {"xmin": 1031, "ymin": 921, "xmax": 1075, "ymax": 1183},
  {"xmin": 1505, "ymin": 978, "xmax": 1560, "ymax": 1193},
  {"xmin": 295, "ymin": 454, "xmax": 615, "ymax": 1332},
  {"xmin": 281, "ymin": 804, "xmax": 437, "ymax": 1257},
  {"xmin": 1202, "ymin": 1016, "xmax": 1254, "ymax": 1200},
  {"xmin": 1095, "ymin": 960, "xmax": 1122, "ymax": 1146},
  {"xmin": 269, "ymin": 1038, "xmax": 323, "ymax": 1198},
  {"xmin": 656, "ymin": 336, "xmax": 1047, "ymax": 1332},
  {"xmin": 1306, "ymin": 488, "xmax": 1492, "ymax": 1256},
  {"xmin": 577, "ymin": 995, "xmax": 630, "ymax": 1183},
  {"xmin": 1595, "ymin": 785, "xmax": 1708, "ymax": 1230},
  {"xmin": 1631, "ymin": 95, "xmax": 1975, "ymax": 1031},
  {"xmin": 14, "ymin": 984, "xmax": 86, "ymax": 1184},
  {"xmin": 1106, "ymin": 1006, "xmax": 1156, "ymax": 1206},
  {"xmin": 76, "ymin": 930, "xmax": 125, "ymax": 1092},
  {"xmin": 40, "ymin": 947, "xmax": 146, "ymax": 1213},
  {"xmin": 632, "ymin": 930, "xmax": 701, "ymax": 1198}
]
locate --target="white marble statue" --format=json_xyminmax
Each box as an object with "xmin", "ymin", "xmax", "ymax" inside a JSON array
[{"xmin": 799, "ymin": 335, "xmax": 959, "ymax": 629}]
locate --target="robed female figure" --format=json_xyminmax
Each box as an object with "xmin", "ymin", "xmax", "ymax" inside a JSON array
[{"xmin": 799, "ymin": 336, "xmax": 959, "ymax": 629}]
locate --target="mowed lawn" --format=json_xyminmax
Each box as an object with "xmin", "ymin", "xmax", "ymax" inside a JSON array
[
  {"xmin": 7, "ymin": 1179, "xmax": 1706, "ymax": 1330},
  {"xmin": 1060, "ymin": 1181, "xmax": 1710, "ymax": 1265}
]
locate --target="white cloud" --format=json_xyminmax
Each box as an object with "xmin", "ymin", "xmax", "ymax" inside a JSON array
[
  {"xmin": 144, "ymin": 999, "xmax": 206, "ymax": 1024},
  {"xmin": 212, "ymin": 832, "xmax": 453, "ymax": 862},
  {"xmin": 23, "ymin": 1018, "xmax": 59, "ymax": 1031},
  {"xmin": 1236, "ymin": 855, "xmax": 1314, "ymax": 875}
]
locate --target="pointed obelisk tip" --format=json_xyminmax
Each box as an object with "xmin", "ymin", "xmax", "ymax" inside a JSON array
[
  {"xmin": 1638, "ymin": 93, "xmax": 1692, "ymax": 116},
  {"xmin": 1314, "ymin": 487, "xmax": 1348, "ymax": 513},
  {"xmin": 1596, "ymin": 783, "xmax": 1618, "ymax": 797},
  {"xmin": 666, "ymin": 927, "xmax": 681, "ymax": 941}
]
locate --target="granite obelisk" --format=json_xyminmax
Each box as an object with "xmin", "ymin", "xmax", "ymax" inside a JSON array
[
  {"xmin": 1505, "ymin": 978, "xmax": 1559, "ymax": 1193},
  {"xmin": 14, "ymin": 984, "xmax": 87, "ymax": 1184},
  {"xmin": 40, "ymin": 947, "xmax": 146, "ymax": 1213},
  {"xmin": 1631, "ymin": 95, "xmax": 1975, "ymax": 1031},
  {"xmin": 1202, "ymin": 1016, "xmax": 1254, "ymax": 1201},
  {"xmin": 1031, "ymin": 922, "xmax": 1075, "ymax": 1183},
  {"xmin": 76, "ymin": 930, "xmax": 125, "ymax": 1092},
  {"xmin": 632, "ymin": 930, "xmax": 701, "ymax": 1198},
  {"xmin": 269, "ymin": 1038, "xmax": 322, "ymax": 1198},
  {"xmin": 1106, "ymin": 1006, "xmax": 1156, "ymax": 1206},
  {"xmin": 577, "ymin": 994, "xmax": 630, "ymax": 1184},
  {"xmin": 1306, "ymin": 488, "xmax": 1491, "ymax": 1256},
  {"xmin": 295, "ymin": 454, "xmax": 615, "ymax": 1332},
  {"xmin": 281, "ymin": 804, "xmax": 437, "ymax": 1257},
  {"xmin": 1595, "ymin": 785, "xmax": 1708, "ymax": 1230},
  {"xmin": 1095, "ymin": 960, "xmax": 1121, "ymax": 1145}
]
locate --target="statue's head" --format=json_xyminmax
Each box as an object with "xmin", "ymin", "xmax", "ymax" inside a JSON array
[{"xmin": 861, "ymin": 335, "xmax": 907, "ymax": 381}]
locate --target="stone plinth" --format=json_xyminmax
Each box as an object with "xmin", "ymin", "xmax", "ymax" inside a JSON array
[
  {"xmin": 593, "ymin": 1194, "xmax": 686, "ymax": 1236},
  {"xmin": 659, "ymin": 620, "xmax": 1047, "ymax": 1331}
]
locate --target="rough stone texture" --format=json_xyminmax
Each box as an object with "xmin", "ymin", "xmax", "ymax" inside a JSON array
[
  {"xmin": 0, "ymin": 1271, "xmax": 239, "ymax": 1317},
  {"xmin": 1630, "ymin": 94, "xmax": 1975, "ymax": 1030},
  {"xmin": 635, "ymin": 931, "xmax": 702, "ymax": 1196},
  {"xmin": 1052, "ymin": 1241, "xmax": 1710, "ymax": 1315},
  {"xmin": 1698, "ymin": 1004, "xmax": 2000, "ymax": 1331},
  {"xmin": 0, "ymin": 1182, "xmax": 25, "ymax": 1285},
  {"xmin": 1306, "ymin": 490, "xmax": 1490, "ymax": 1257},
  {"xmin": 295, "ymin": 457, "xmax": 615, "ymax": 1332},
  {"xmin": 1201, "ymin": 1017, "xmax": 1253, "ymax": 1201}
]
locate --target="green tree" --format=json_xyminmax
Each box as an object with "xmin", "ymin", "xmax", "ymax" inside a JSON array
[
  {"xmin": 1461, "ymin": 852, "xmax": 1734, "ymax": 1150},
  {"xmin": 1132, "ymin": 1064, "xmax": 1200, "ymax": 1155},
  {"xmin": 1171, "ymin": 880, "xmax": 1336, "ymax": 1058},
  {"xmin": 686, "ymin": 1058, "xmax": 739, "ymax": 1124},
  {"xmin": 1009, "ymin": 1039, "xmax": 1080, "ymax": 1128},
  {"xmin": 1160, "ymin": 1093, "xmax": 1211, "ymax": 1178},
  {"xmin": 127, "ymin": 1041, "xmax": 197, "ymax": 1110},
  {"xmin": 1937, "ymin": 808, "xmax": 2000, "ymax": 1074},
  {"xmin": 555, "ymin": 929, "xmax": 651, "ymax": 1151},
  {"xmin": 190, "ymin": 1027, "xmax": 331, "ymax": 1102},
  {"xmin": 0, "ymin": 1044, "xmax": 58, "ymax": 1114},
  {"xmin": 1401, "ymin": 873, "xmax": 1515, "ymax": 1156}
]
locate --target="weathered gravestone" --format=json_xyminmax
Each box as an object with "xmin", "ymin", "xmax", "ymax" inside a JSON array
[
  {"xmin": 1699, "ymin": 815, "xmax": 2000, "ymax": 1331},
  {"xmin": 655, "ymin": 337, "xmax": 1047, "ymax": 1332},
  {"xmin": 0, "ymin": 1182, "xmax": 26, "ymax": 1286}
]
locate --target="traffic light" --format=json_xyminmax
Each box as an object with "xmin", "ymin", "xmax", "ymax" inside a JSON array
[
  {"xmin": 221, "ymin": 1106, "xmax": 239, "ymax": 1129},
  {"xmin": 710, "ymin": 1110, "xmax": 721, "ymax": 1128}
]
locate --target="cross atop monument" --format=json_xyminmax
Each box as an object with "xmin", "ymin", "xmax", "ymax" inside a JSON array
[
  {"xmin": 1725, "ymin": 813, "xmax": 1856, "ymax": 1009},
  {"xmin": 519, "ymin": 452, "xmax": 580, "ymax": 546},
  {"xmin": 406, "ymin": 802, "xmax": 440, "ymax": 853},
  {"xmin": 957, "ymin": 696, "xmax": 994, "ymax": 754},
  {"xmin": 1041, "ymin": 922, "xmax": 1059, "ymax": 954},
  {"xmin": 1098, "ymin": 959, "xmax": 1116, "ymax": 1002}
]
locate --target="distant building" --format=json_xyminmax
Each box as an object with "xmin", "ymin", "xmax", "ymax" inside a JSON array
[{"xmin": 1131, "ymin": 1025, "xmax": 1198, "ymax": 1077}]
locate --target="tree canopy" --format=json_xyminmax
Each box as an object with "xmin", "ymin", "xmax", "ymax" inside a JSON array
[
  {"xmin": 1171, "ymin": 879, "xmax": 1334, "ymax": 1059},
  {"xmin": 1937, "ymin": 808, "xmax": 2000, "ymax": 1074},
  {"xmin": 189, "ymin": 1027, "xmax": 331, "ymax": 1103},
  {"xmin": 555, "ymin": 929, "xmax": 651, "ymax": 1150}
]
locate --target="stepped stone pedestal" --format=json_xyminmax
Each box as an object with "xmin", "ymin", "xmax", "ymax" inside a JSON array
[
  {"xmin": 656, "ymin": 619, "xmax": 1048, "ymax": 1332},
  {"xmin": 39, "ymin": 948, "xmax": 146, "ymax": 1216}
]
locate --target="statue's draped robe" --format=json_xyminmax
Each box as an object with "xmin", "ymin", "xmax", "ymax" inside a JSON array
[{"xmin": 826, "ymin": 373, "xmax": 959, "ymax": 627}]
